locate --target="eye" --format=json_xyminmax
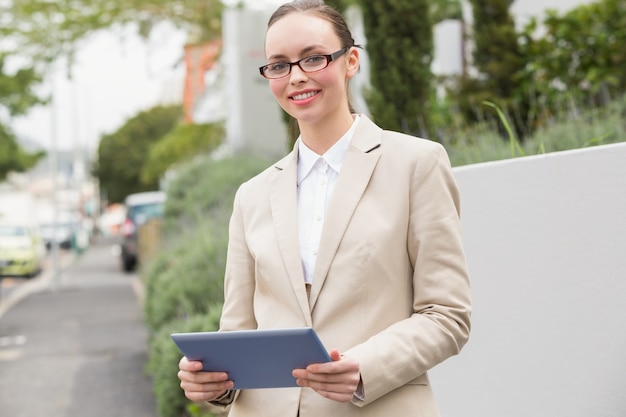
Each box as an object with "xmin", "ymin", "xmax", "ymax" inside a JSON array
[
  {"xmin": 303, "ymin": 55, "xmax": 326, "ymax": 65},
  {"xmin": 269, "ymin": 62, "xmax": 289, "ymax": 72}
]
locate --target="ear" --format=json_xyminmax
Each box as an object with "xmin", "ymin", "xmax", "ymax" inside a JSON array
[{"xmin": 346, "ymin": 47, "xmax": 360, "ymax": 79}]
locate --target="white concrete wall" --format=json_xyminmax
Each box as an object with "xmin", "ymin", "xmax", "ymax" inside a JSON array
[{"xmin": 430, "ymin": 143, "xmax": 626, "ymax": 417}]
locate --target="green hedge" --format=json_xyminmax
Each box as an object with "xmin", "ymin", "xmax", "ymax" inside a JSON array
[
  {"xmin": 146, "ymin": 311, "xmax": 223, "ymax": 417},
  {"xmin": 142, "ymin": 153, "xmax": 270, "ymax": 417}
]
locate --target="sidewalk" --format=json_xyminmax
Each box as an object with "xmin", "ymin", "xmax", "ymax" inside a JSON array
[{"xmin": 0, "ymin": 236, "xmax": 158, "ymax": 417}]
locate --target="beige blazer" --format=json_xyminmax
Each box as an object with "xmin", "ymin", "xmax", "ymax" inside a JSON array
[{"xmin": 216, "ymin": 115, "xmax": 471, "ymax": 417}]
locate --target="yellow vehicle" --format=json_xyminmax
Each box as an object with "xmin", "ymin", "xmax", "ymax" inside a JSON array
[{"xmin": 0, "ymin": 219, "xmax": 46, "ymax": 278}]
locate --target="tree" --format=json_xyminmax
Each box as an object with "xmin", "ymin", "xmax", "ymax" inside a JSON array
[
  {"xmin": 0, "ymin": 55, "xmax": 46, "ymax": 182},
  {"xmin": 431, "ymin": 0, "xmax": 463, "ymax": 23},
  {"xmin": 359, "ymin": 0, "xmax": 434, "ymax": 137},
  {"xmin": 519, "ymin": 0, "xmax": 626, "ymax": 105},
  {"xmin": 453, "ymin": 0, "xmax": 527, "ymax": 137},
  {"xmin": 0, "ymin": 0, "xmax": 223, "ymax": 182},
  {"xmin": 92, "ymin": 105, "xmax": 182, "ymax": 203},
  {"xmin": 0, "ymin": 124, "xmax": 45, "ymax": 182},
  {"xmin": 324, "ymin": 0, "xmax": 358, "ymax": 12},
  {"xmin": 1, "ymin": 0, "xmax": 223, "ymax": 66},
  {"xmin": 140, "ymin": 122, "xmax": 224, "ymax": 185},
  {"xmin": 469, "ymin": 0, "xmax": 523, "ymax": 98}
]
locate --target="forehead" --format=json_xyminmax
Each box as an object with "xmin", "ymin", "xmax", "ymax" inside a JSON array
[{"xmin": 265, "ymin": 12, "xmax": 338, "ymax": 57}]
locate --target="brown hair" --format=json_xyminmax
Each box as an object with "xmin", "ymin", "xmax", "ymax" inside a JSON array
[
  {"xmin": 268, "ymin": 0, "xmax": 358, "ymax": 52},
  {"xmin": 267, "ymin": 0, "xmax": 361, "ymax": 140}
]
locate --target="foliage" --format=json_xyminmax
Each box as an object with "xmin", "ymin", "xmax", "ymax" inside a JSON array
[
  {"xmin": 518, "ymin": 0, "xmax": 626, "ymax": 104},
  {"xmin": 449, "ymin": 0, "xmax": 626, "ymax": 141},
  {"xmin": 359, "ymin": 0, "xmax": 434, "ymax": 136},
  {"xmin": 0, "ymin": 55, "xmax": 46, "ymax": 182},
  {"xmin": 142, "ymin": 219, "xmax": 228, "ymax": 334},
  {"xmin": 445, "ymin": 94, "xmax": 626, "ymax": 166},
  {"xmin": 324, "ymin": 0, "xmax": 358, "ymax": 12},
  {"xmin": 141, "ymin": 122, "xmax": 225, "ymax": 185},
  {"xmin": 431, "ymin": 0, "xmax": 463, "ymax": 23},
  {"xmin": 162, "ymin": 154, "xmax": 271, "ymax": 237},
  {"xmin": 468, "ymin": 0, "xmax": 522, "ymax": 98},
  {"xmin": 146, "ymin": 311, "xmax": 222, "ymax": 417},
  {"xmin": 1, "ymin": 0, "xmax": 223, "ymax": 66},
  {"xmin": 0, "ymin": 54, "xmax": 46, "ymax": 116},
  {"xmin": 452, "ymin": 0, "xmax": 526, "ymax": 136},
  {"xmin": 92, "ymin": 104, "xmax": 181, "ymax": 203},
  {"xmin": 0, "ymin": 124, "xmax": 45, "ymax": 181},
  {"xmin": 142, "ymin": 153, "xmax": 269, "ymax": 416}
]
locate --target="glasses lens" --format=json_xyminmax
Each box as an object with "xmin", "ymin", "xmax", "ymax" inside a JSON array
[
  {"xmin": 265, "ymin": 62, "xmax": 289, "ymax": 78},
  {"xmin": 300, "ymin": 55, "xmax": 329, "ymax": 72}
]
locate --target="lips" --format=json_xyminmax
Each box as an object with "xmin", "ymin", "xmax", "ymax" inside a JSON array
[{"xmin": 290, "ymin": 90, "xmax": 320, "ymax": 101}]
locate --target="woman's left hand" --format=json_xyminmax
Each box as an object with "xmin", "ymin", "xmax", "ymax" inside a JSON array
[{"xmin": 292, "ymin": 349, "xmax": 361, "ymax": 402}]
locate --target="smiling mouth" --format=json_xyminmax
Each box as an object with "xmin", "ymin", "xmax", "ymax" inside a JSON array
[{"xmin": 290, "ymin": 91, "xmax": 319, "ymax": 101}]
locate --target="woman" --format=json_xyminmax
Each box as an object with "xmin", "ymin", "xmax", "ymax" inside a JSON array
[{"xmin": 178, "ymin": 1, "xmax": 471, "ymax": 416}]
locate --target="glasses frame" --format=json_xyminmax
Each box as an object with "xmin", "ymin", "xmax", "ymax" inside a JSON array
[{"xmin": 259, "ymin": 47, "xmax": 349, "ymax": 79}]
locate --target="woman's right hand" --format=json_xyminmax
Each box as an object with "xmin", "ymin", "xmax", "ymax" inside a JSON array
[{"xmin": 178, "ymin": 356, "xmax": 234, "ymax": 402}]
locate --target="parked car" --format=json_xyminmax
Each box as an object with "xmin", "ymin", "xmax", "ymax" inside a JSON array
[
  {"xmin": 120, "ymin": 191, "xmax": 166, "ymax": 272},
  {"xmin": 0, "ymin": 219, "xmax": 47, "ymax": 278}
]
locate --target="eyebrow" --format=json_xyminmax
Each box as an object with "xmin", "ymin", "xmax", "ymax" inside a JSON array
[{"xmin": 267, "ymin": 45, "xmax": 326, "ymax": 61}]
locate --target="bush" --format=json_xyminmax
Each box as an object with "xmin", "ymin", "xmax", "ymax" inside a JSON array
[
  {"xmin": 141, "ymin": 122, "xmax": 225, "ymax": 185},
  {"xmin": 444, "ymin": 94, "xmax": 626, "ymax": 166},
  {"xmin": 162, "ymin": 154, "xmax": 271, "ymax": 237},
  {"xmin": 143, "ymin": 219, "xmax": 228, "ymax": 334},
  {"xmin": 142, "ymin": 153, "xmax": 271, "ymax": 417},
  {"xmin": 146, "ymin": 310, "xmax": 223, "ymax": 417}
]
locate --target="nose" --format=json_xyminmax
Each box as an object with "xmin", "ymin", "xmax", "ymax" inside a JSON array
[{"xmin": 289, "ymin": 64, "xmax": 308, "ymax": 84}]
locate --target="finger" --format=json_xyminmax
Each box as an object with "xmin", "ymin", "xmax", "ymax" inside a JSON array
[
  {"xmin": 178, "ymin": 369, "xmax": 230, "ymax": 384},
  {"xmin": 305, "ymin": 357, "xmax": 359, "ymax": 376},
  {"xmin": 182, "ymin": 386, "xmax": 230, "ymax": 403},
  {"xmin": 179, "ymin": 356, "xmax": 203, "ymax": 371},
  {"xmin": 296, "ymin": 379, "xmax": 356, "ymax": 403},
  {"xmin": 329, "ymin": 349, "xmax": 342, "ymax": 362}
]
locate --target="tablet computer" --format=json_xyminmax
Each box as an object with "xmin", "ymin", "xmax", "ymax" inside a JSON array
[{"xmin": 171, "ymin": 327, "xmax": 331, "ymax": 389}]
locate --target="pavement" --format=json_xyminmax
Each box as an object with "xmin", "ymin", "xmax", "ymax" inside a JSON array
[{"xmin": 0, "ymin": 235, "xmax": 158, "ymax": 417}]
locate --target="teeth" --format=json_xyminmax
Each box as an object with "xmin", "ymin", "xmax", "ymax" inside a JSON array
[{"xmin": 292, "ymin": 91, "xmax": 317, "ymax": 100}]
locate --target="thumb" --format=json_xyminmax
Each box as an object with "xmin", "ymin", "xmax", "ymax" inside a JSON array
[{"xmin": 329, "ymin": 349, "xmax": 342, "ymax": 362}]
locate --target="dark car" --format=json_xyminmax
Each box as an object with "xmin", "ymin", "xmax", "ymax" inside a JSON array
[{"xmin": 120, "ymin": 191, "xmax": 166, "ymax": 272}]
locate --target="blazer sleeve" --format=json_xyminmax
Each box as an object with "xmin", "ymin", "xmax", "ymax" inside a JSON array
[{"xmin": 345, "ymin": 142, "xmax": 472, "ymax": 406}]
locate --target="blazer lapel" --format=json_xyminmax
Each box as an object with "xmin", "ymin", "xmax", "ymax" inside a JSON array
[
  {"xmin": 309, "ymin": 116, "xmax": 382, "ymax": 310},
  {"xmin": 269, "ymin": 145, "xmax": 312, "ymax": 324}
]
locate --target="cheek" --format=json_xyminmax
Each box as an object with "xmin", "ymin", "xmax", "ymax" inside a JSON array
[
  {"xmin": 269, "ymin": 80, "xmax": 286, "ymax": 100},
  {"xmin": 316, "ymin": 70, "xmax": 345, "ymax": 93}
]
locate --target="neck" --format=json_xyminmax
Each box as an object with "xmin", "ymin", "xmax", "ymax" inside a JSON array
[{"xmin": 299, "ymin": 112, "xmax": 355, "ymax": 155}]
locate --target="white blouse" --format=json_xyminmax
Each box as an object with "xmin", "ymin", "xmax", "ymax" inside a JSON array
[{"xmin": 296, "ymin": 115, "xmax": 360, "ymax": 284}]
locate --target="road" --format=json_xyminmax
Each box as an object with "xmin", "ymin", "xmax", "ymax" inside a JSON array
[{"xmin": 0, "ymin": 236, "xmax": 158, "ymax": 417}]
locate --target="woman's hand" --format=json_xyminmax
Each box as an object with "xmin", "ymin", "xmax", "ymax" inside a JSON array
[
  {"xmin": 292, "ymin": 349, "xmax": 361, "ymax": 402},
  {"xmin": 178, "ymin": 356, "xmax": 234, "ymax": 402}
]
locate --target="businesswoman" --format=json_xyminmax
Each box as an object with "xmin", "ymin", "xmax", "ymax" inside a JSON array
[{"xmin": 177, "ymin": 1, "xmax": 472, "ymax": 416}]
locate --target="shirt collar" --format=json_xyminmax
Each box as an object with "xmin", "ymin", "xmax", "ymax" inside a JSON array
[{"xmin": 297, "ymin": 115, "xmax": 360, "ymax": 185}]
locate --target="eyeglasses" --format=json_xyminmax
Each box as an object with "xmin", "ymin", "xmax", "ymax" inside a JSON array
[{"xmin": 259, "ymin": 47, "xmax": 349, "ymax": 79}]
